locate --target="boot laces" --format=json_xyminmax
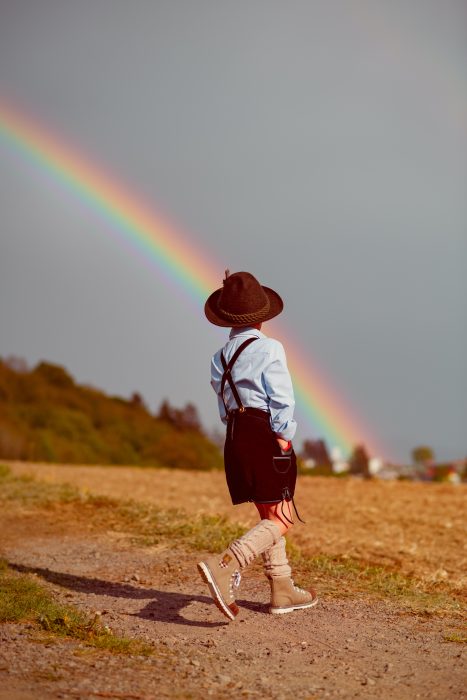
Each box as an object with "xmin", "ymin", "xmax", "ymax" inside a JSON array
[
  {"xmin": 228, "ymin": 571, "xmax": 241, "ymax": 600},
  {"xmin": 292, "ymin": 579, "xmax": 306, "ymax": 595}
]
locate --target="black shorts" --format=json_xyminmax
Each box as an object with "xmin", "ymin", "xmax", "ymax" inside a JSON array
[{"xmin": 223, "ymin": 408, "xmax": 297, "ymax": 505}]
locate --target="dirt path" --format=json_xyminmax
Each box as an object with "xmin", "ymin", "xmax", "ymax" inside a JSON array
[{"xmin": 0, "ymin": 463, "xmax": 465, "ymax": 699}]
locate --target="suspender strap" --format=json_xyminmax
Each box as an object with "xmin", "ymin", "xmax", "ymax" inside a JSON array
[{"xmin": 220, "ymin": 337, "xmax": 258, "ymax": 414}]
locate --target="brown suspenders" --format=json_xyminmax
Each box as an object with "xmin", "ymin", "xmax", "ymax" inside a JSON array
[{"xmin": 220, "ymin": 337, "xmax": 258, "ymax": 416}]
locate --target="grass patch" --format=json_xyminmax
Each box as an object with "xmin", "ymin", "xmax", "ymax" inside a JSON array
[
  {"xmin": 0, "ymin": 557, "xmax": 152, "ymax": 655},
  {"xmin": 443, "ymin": 627, "xmax": 467, "ymax": 644},
  {"xmin": 0, "ymin": 464, "xmax": 80, "ymax": 505},
  {"xmin": 0, "ymin": 464, "xmax": 463, "ymax": 616},
  {"xmin": 0, "ymin": 463, "xmax": 11, "ymax": 479},
  {"xmin": 111, "ymin": 500, "xmax": 245, "ymax": 552},
  {"xmin": 0, "ymin": 464, "xmax": 245, "ymax": 551},
  {"xmin": 288, "ymin": 549, "xmax": 461, "ymax": 614}
]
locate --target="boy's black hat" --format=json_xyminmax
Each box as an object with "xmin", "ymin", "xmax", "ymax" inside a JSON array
[{"xmin": 205, "ymin": 271, "xmax": 283, "ymax": 327}]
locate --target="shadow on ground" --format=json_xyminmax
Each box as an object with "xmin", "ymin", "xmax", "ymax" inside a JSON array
[{"xmin": 10, "ymin": 563, "xmax": 269, "ymax": 628}]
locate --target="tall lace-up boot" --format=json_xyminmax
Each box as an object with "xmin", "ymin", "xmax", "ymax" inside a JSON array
[
  {"xmin": 197, "ymin": 549, "xmax": 242, "ymax": 621},
  {"xmin": 198, "ymin": 520, "xmax": 281, "ymax": 621},
  {"xmin": 262, "ymin": 537, "xmax": 318, "ymax": 614}
]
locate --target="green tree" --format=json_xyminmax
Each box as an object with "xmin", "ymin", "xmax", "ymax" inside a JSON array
[
  {"xmin": 349, "ymin": 444, "xmax": 371, "ymax": 479},
  {"xmin": 157, "ymin": 399, "xmax": 202, "ymax": 432},
  {"xmin": 412, "ymin": 446, "xmax": 434, "ymax": 464}
]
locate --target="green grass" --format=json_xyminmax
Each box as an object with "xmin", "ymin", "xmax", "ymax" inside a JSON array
[
  {"xmin": 0, "ymin": 464, "xmax": 464, "ymax": 616},
  {"xmin": 287, "ymin": 549, "xmax": 461, "ymax": 614},
  {"xmin": 112, "ymin": 501, "xmax": 246, "ymax": 552},
  {"xmin": 0, "ymin": 463, "xmax": 245, "ymax": 551},
  {"xmin": 0, "ymin": 463, "xmax": 81, "ymax": 505},
  {"xmin": 444, "ymin": 631, "xmax": 467, "ymax": 644},
  {"xmin": 0, "ymin": 558, "xmax": 152, "ymax": 655}
]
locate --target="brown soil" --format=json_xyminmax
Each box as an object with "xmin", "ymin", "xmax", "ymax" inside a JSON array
[{"xmin": 0, "ymin": 461, "xmax": 466, "ymax": 700}]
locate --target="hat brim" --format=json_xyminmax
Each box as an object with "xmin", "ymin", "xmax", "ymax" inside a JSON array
[{"xmin": 204, "ymin": 286, "xmax": 283, "ymax": 327}]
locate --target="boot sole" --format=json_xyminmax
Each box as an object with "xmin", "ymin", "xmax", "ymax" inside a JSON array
[
  {"xmin": 197, "ymin": 562, "xmax": 237, "ymax": 621},
  {"xmin": 270, "ymin": 597, "xmax": 319, "ymax": 614}
]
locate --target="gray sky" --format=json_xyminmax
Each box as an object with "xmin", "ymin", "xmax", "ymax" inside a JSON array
[{"xmin": 1, "ymin": 0, "xmax": 466, "ymax": 462}]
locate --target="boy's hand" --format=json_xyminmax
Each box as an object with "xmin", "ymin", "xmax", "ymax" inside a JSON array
[{"xmin": 276, "ymin": 437, "xmax": 291, "ymax": 451}]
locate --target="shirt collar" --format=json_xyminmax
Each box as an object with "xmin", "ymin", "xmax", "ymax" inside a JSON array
[{"xmin": 229, "ymin": 326, "xmax": 266, "ymax": 340}]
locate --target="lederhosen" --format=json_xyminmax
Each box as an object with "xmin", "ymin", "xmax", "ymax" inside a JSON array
[{"xmin": 220, "ymin": 337, "xmax": 298, "ymax": 509}]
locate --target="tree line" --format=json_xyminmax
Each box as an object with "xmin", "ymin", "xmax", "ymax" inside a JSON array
[{"xmin": 0, "ymin": 356, "xmax": 222, "ymax": 470}]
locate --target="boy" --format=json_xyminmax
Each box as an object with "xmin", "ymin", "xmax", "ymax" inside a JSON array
[{"xmin": 198, "ymin": 271, "xmax": 318, "ymax": 620}]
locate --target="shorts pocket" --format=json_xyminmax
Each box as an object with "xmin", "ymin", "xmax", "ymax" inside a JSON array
[{"xmin": 272, "ymin": 455, "xmax": 292, "ymax": 474}]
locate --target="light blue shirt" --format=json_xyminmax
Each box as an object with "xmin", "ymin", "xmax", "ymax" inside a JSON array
[{"xmin": 210, "ymin": 327, "xmax": 297, "ymax": 441}]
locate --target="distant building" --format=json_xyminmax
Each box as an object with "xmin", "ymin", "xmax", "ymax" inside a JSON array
[{"xmin": 330, "ymin": 446, "xmax": 349, "ymax": 474}]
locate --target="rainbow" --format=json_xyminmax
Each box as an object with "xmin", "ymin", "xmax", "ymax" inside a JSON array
[{"xmin": 0, "ymin": 98, "xmax": 387, "ymax": 458}]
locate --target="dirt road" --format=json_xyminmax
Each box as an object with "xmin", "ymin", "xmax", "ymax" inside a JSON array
[{"xmin": 0, "ymin": 462, "xmax": 465, "ymax": 699}]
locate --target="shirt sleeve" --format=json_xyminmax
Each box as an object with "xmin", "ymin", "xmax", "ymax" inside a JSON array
[
  {"xmin": 262, "ymin": 341, "xmax": 297, "ymax": 441},
  {"xmin": 210, "ymin": 352, "xmax": 228, "ymax": 425}
]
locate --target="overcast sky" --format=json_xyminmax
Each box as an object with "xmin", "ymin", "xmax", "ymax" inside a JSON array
[{"xmin": 1, "ymin": 0, "xmax": 466, "ymax": 462}]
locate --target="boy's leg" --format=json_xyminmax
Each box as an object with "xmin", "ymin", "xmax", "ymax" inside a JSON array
[
  {"xmin": 260, "ymin": 532, "xmax": 318, "ymax": 614},
  {"xmin": 261, "ymin": 536, "xmax": 292, "ymax": 578},
  {"xmin": 257, "ymin": 501, "xmax": 318, "ymax": 614},
  {"xmin": 197, "ymin": 519, "xmax": 282, "ymax": 621},
  {"xmin": 255, "ymin": 500, "xmax": 293, "ymax": 536}
]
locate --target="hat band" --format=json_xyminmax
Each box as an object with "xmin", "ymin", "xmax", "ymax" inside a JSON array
[{"xmin": 217, "ymin": 297, "xmax": 270, "ymax": 324}]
